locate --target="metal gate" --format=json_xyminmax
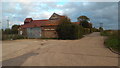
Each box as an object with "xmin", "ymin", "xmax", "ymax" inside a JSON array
[{"xmin": 27, "ymin": 27, "xmax": 41, "ymax": 38}]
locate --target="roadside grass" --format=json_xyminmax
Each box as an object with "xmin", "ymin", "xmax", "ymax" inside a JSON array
[
  {"xmin": 101, "ymin": 30, "xmax": 120, "ymax": 53},
  {"xmin": 105, "ymin": 35, "xmax": 120, "ymax": 52},
  {"xmin": 100, "ymin": 30, "xmax": 112, "ymax": 36}
]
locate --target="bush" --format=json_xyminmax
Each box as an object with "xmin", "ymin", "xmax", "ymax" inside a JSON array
[
  {"xmin": 71, "ymin": 24, "xmax": 84, "ymax": 39},
  {"xmin": 56, "ymin": 22, "xmax": 84, "ymax": 40},
  {"xmin": 83, "ymin": 28, "xmax": 90, "ymax": 34},
  {"xmin": 2, "ymin": 34, "xmax": 27, "ymax": 40},
  {"xmin": 11, "ymin": 25, "xmax": 20, "ymax": 34},
  {"xmin": 91, "ymin": 28, "xmax": 99, "ymax": 32},
  {"xmin": 80, "ymin": 21, "xmax": 90, "ymax": 28},
  {"xmin": 4, "ymin": 28, "xmax": 12, "ymax": 34},
  {"xmin": 78, "ymin": 25, "xmax": 84, "ymax": 38}
]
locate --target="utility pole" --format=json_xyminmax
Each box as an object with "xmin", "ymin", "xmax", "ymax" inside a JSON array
[
  {"xmin": 7, "ymin": 19, "xmax": 9, "ymax": 29},
  {"xmin": 99, "ymin": 23, "xmax": 103, "ymax": 32},
  {"xmin": 7, "ymin": 17, "xmax": 9, "ymax": 28},
  {"xmin": 0, "ymin": 21, "xmax": 1, "ymax": 29}
]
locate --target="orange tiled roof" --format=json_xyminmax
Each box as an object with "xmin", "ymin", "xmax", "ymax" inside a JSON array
[
  {"xmin": 72, "ymin": 22, "xmax": 80, "ymax": 24},
  {"xmin": 60, "ymin": 16, "xmax": 66, "ymax": 17},
  {"xmin": 20, "ymin": 19, "xmax": 59, "ymax": 28}
]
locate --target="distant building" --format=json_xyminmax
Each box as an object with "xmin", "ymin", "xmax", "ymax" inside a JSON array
[{"xmin": 19, "ymin": 13, "xmax": 66, "ymax": 38}]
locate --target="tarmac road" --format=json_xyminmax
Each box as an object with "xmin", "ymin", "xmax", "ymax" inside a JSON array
[{"xmin": 2, "ymin": 32, "xmax": 118, "ymax": 66}]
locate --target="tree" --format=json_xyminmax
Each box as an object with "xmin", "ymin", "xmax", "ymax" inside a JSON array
[
  {"xmin": 80, "ymin": 21, "xmax": 90, "ymax": 28},
  {"xmin": 11, "ymin": 25, "xmax": 20, "ymax": 34},
  {"xmin": 4, "ymin": 28, "xmax": 11, "ymax": 34},
  {"xmin": 77, "ymin": 16, "xmax": 91, "ymax": 28},
  {"xmin": 59, "ymin": 15, "xmax": 71, "ymax": 23},
  {"xmin": 77, "ymin": 16, "xmax": 90, "ymax": 22},
  {"xmin": 99, "ymin": 27, "xmax": 103, "ymax": 32}
]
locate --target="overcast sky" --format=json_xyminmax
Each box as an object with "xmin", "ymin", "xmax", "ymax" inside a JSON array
[{"xmin": 1, "ymin": 1, "xmax": 119, "ymax": 30}]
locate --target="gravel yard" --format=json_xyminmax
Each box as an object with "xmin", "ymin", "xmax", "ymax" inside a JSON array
[{"xmin": 2, "ymin": 32, "xmax": 118, "ymax": 66}]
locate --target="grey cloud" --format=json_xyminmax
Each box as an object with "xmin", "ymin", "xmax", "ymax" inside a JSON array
[
  {"xmin": 2, "ymin": 2, "xmax": 118, "ymax": 30},
  {"xmin": 56, "ymin": 2, "xmax": 118, "ymax": 29}
]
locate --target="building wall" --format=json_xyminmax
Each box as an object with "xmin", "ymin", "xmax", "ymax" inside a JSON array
[
  {"xmin": 19, "ymin": 26, "xmax": 58, "ymax": 38},
  {"xmin": 41, "ymin": 26, "xmax": 58, "ymax": 38},
  {"xmin": 42, "ymin": 30, "xmax": 57, "ymax": 38}
]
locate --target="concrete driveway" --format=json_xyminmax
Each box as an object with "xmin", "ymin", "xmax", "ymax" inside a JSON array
[{"xmin": 2, "ymin": 32, "xmax": 118, "ymax": 66}]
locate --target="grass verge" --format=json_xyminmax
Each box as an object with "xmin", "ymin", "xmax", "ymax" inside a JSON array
[{"xmin": 101, "ymin": 30, "xmax": 120, "ymax": 53}]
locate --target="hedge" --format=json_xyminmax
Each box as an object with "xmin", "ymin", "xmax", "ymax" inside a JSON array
[{"xmin": 56, "ymin": 22, "xmax": 84, "ymax": 40}]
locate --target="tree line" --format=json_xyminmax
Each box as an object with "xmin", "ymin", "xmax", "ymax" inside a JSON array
[
  {"xmin": 1, "ymin": 25, "xmax": 26, "ymax": 40},
  {"xmin": 2, "ymin": 25, "xmax": 20, "ymax": 34}
]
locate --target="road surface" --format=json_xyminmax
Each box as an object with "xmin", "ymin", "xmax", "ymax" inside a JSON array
[{"xmin": 2, "ymin": 32, "xmax": 118, "ymax": 66}]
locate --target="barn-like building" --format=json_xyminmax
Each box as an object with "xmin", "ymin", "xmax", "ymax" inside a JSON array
[
  {"xmin": 19, "ymin": 13, "xmax": 92, "ymax": 38},
  {"xmin": 19, "ymin": 13, "xmax": 68, "ymax": 38}
]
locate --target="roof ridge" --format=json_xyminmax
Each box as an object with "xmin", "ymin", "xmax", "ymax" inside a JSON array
[
  {"xmin": 54, "ymin": 13, "xmax": 65, "ymax": 16},
  {"xmin": 33, "ymin": 19, "xmax": 49, "ymax": 21}
]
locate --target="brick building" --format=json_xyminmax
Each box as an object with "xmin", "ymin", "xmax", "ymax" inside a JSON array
[
  {"xmin": 19, "ymin": 13, "xmax": 66, "ymax": 38},
  {"xmin": 19, "ymin": 13, "xmax": 92, "ymax": 38}
]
